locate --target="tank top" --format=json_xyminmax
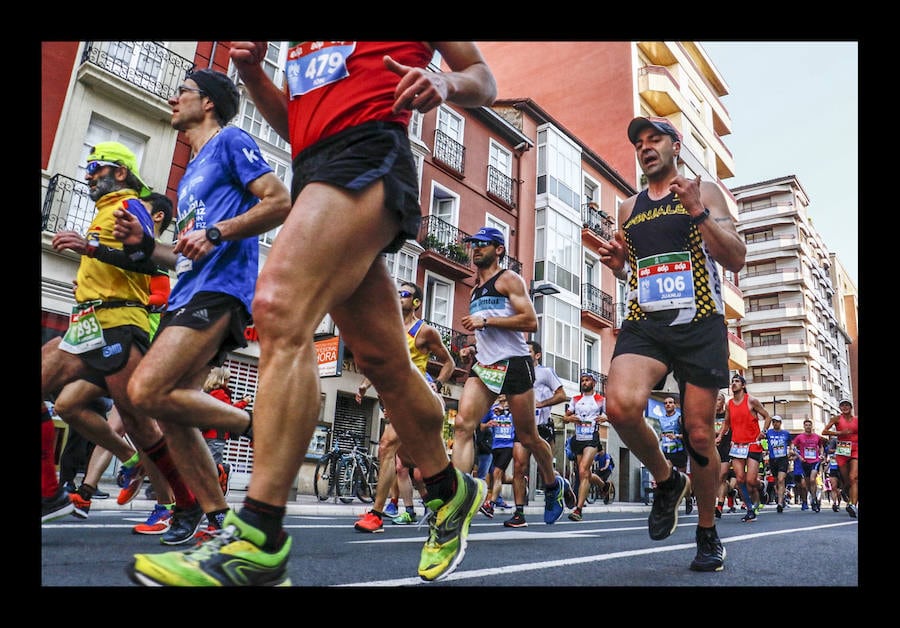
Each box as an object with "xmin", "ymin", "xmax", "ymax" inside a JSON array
[
  {"xmin": 835, "ymin": 415, "xmax": 858, "ymax": 458},
  {"xmin": 285, "ymin": 42, "xmax": 432, "ymax": 157},
  {"xmin": 469, "ymin": 269, "xmax": 529, "ymax": 365},
  {"xmin": 406, "ymin": 318, "xmax": 429, "ymax": 375},
  {"xmin": 728, "ymin": 394, "xmax": 762, "ymax": 451},
  {"xmin": 622, "ymin": 189, "xmax": 724, "ymax": 325}
]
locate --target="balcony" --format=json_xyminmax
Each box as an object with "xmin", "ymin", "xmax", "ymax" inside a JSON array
[
  {"xmin": 727, "ymin": 330, "xmax": 747, "ymax": 372},
  {"xmin": 433, "ymin": 129, "xmax": 465, "ymax": 178},
  {"xmin": 416, "ymin": 216, "xmax": 472, "ymax": 279},
  {"xmin": 580, "ymin": 283, "xmax": 615, "ymax": 330},
  {"xmin": 580, "ymin": 368, "xmax": 609, "ymax": 396},
  {"xmin": 80, "ymin": 41, "xmax": 194, "ymax": 106},
  {"xmin": 42, "ymin": 174, "xmax": 95, "ymax": 235},
  {"xmin": 581, "ymin": 203, "xmax": 615, "ymax": 244},
  {"xmin": 425, "ymin": 319, "xmax": 473, "ymax": 382},
  {"xmin": 723, "ymin": 275, "xmax": 744, "ymax": 320},
  {"xmin": 487, "ymin": 165, "xmax": 516, "ymax": 209}
]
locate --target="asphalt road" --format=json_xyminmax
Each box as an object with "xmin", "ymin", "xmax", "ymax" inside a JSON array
[{"xmin": 41, "ymin": 502, "xmax": 859, "ymax": 589}]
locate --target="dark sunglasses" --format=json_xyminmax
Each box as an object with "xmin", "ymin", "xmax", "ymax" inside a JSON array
[
  {"xmin": 398, "ymin": 290, "xmax": 413, "ymax": 298},
  {"xmin": 470, "ymin": 241, "xmax": 495, "ymax": 249},
  {"xmin": 85, "ymin": 160, "xmax": 120, "ymax": 175}
]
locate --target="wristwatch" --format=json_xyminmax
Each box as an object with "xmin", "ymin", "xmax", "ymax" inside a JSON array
[
  {"xmin": 690, "ymin": 208, "xmax": 710, "ymax": 226},
  {"xmin": 205, "ymin": 226, "xmax": 223, "ymax": 246}
]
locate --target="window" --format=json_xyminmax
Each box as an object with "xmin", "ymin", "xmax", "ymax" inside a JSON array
[
  {"xmin": 105, "ymin": 41, "xmax": 166, "ymax": 93},
  {"xmin": 751, "ymin": 330, "xmax": 782, "ymax": 347},
  {"xmin": 582, "ymin": 336, "xmax": 599, "ymax": 375},
  {"xmin": 583, "ymin": 176, "xmax": 599, "ymax": 208},
  {"xmin": 489, "ymin": 141, "xmax": 512, "ymax": 177},
  {"xmin": 409, "ymin": 110, "xmax": 424, "ymax": 141},
  {"xmin": 535, "ymin": 208, "xmax": 581, "ymax": 294},
  {"xmin": 424, "ymin": 274, "xmax": 453, "ymax": 329},
  {"xmin": 748, "ymin": 294, "xmax": 780, "ymax": 311},
  {"xmin": 484, "ymin": 215, "xmax": 509, "ymax": 246},
  {"xmin": 230, "ymin": 42, "xmax": 290, "ymax": 153},
  {"xmin": 541, "ymin": 298, "xmax": 581, "ymax": 383},
  {"xmin": 383, "ymin": 247, "xmax": 417, "ymax": 284},
  {"xmin": 536, "ymin": 126, "xmax": 582, "ymax": 211},
  {"xmin": 430, "ymin": 183, "xmax": 459, "ymax": 226},
  {"xmin": 437, "ymin": 106, "xmax": 463, "ymax": 143}
]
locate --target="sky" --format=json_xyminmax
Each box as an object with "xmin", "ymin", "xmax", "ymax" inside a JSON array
[{"xmin": 699, "ymin": 41, "xmax": 858, "ymax": 287}]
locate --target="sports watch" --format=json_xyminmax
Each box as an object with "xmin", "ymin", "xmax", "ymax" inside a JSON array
[{"xmin": 205, "ymin": 226, "xmax": 223, "ymax": 246}]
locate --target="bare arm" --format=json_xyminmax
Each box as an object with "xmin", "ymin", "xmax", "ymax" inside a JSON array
[
  {"xmin": 420, "ymin": 324, "xmax": 456, "ymax": 388},
  {"xmin": 229, "ymin": 42, "xmax": 290, "ymax": 141},
  {"xmin": 596, "ymin": 198, "xmax": 633, "ymax": 281},
  {"xmin": 538, "ymin": 386, "xmax": 569, "ymax": 410},
  {"xmin": 669, "ymin": 177, "xmax": 746, "ymax": 273}
]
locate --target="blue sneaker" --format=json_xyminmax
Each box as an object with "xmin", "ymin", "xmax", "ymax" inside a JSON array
[
  {"xmin": 494, "ymin": 496, "xmax": 513, "ymax": 509},
  {"xmin": 383, "ymin": 502, "xmax": 400, "ymax": 518},
  {"xmin": 544, "ymin": 475, "xmax": 572, "ymax": 524}
]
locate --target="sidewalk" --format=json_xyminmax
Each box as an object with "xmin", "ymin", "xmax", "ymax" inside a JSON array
[{"xmin": 90, "ymin": 479, "xmax": 651, "ymax": 517}]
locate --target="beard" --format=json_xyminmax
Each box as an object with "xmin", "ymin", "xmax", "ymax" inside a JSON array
[{"xmin": 88, "ymin": 172, "xmax": 118, "ymax": 202}]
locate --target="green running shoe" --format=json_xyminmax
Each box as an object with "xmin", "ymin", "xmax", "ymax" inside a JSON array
[
  {"xmin": 127, "ymin": 510, "xmax": 292, "ymax": 586},
  {"xmin": 391, "ymin": 511, "xmax": 417, "ymax": 525},
  {"xmin": 418, "ymin": 469, "xmax": 486, "ymax": 582}
]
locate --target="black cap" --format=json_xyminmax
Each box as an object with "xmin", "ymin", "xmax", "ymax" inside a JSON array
[
  {"xmin": 627, "ymin": 116, "xmax": 682, "ymax": 144},
  {"xmin": 731, "ymin": 374, "xmax": 746, "ymax": 385},
  {"xmin": 186, "ymin": 68, "xmax": 240, "ymax": 125}
]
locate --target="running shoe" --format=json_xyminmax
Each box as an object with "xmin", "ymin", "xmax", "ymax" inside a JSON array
[
  {"xmin": 391, "ymin": 511, "xmax": 417, "ymax": 525},
  {"xmin": 354, "ymin": 511, "xmax": 384, "ymax": 533},
  {"xmin": 846, "ymin": 504, "xmax": 858, "ymax": 519},
  {"xmin": 383, "ymin": 502, "xmax": 400, "ymax": 518},
  {"xmin": 776, "ymin": 503, "xmax": 784, "ymax": 513},
  {"xmin": 117, "ymin": 462, "xmax": 146, "ymax": 506},
  {"xmin": 544, "ymin": 475, "xmax": 572, "ymax": 524},
  {"xmin": 93, "ymin": 487, "xmax": 110, "ymax": 500},
  {"xmin": 685, "ymin": 496, "xmax": 694, "ymax": 515},
  {"xmin": 161, "ymin": 504, "xmax": 204, "ymax": 545},
  {"xmin": 128, "ymin": 510, "xmax": 292, "ymax": 586},
  {"xmin": 714, "ymin": 505, "xmax": 723, "ymax": 519},
  {"xmin": 62, "ymin": 481, "xmax": 78, "ymax": 494},
  {"xmin": 811, "ymin": 499, "xmax": 820, "ymax": 513},
  {"xmin": 740, "ymin": 511, "xmax": 757, "ymax": 523},
  {"xmin": 70, "ymin": 492, "xmax": 91, "ymax": 519},
  {"xmin": 568, "ymin": 508, "xmax": 583, "ymax": 522},
  {"xmin": 494, "ymin": 496, "xmax": 513, "ymax": 509},
  {"xmin": 417, "ymin": 469, "xmax": 486, "ymax": 582},
  {"xmin": 42, "ymin": 488, "xmax": 75, "ymax": 523},
  {"xmin": 503, "ymin": 512, "xmax": 527, "ymax": 528},
  {"xmin": 479, "ymin": 500, "xmax": 495, "ymax": 518},
  {"xmin": 217, "ymin": 463, "xmax": 231, "ymax": 496},
  {"xmin": 832, "ymin": 503, "xmax": 840, "ymax": 513},
  {"xmin": 689, "ymin": 526, "xmax": 726, "ymax": 572},
  {"xmin": 801, "ymin": 502, "xmax": 809, "ymax": 511},
  {"xmin": 133, "ymin": 504, "xmax": 174, "ymax": 535},
  {"xmin": 647, "ymin": 469, "xmax": 690, "ymax": 540}
]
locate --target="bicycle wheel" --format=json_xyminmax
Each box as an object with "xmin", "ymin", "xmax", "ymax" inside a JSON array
[
  {"xmin": 313, "ymin": 454, "xmax": 336, "ymax": 501},
  {"xmin": 604, "ymin": 482, "xmax": 616, "ymax": 504},
  {"xmin": 337, "ymin": 456, "xmax": 356, "ymax": 504},
  {"xmin": 355, "ymin": 457, "xmax": 377, "ymax": 503}
]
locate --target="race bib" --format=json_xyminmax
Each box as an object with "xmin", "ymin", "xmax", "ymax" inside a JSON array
[
  {"xmin": 58, "ymin": 303, "xmax": 106, "ymax": 354},
  {"xmin": 836, "ymin": 440, "xmax": 852, "ymax": 456},
  {"xmin": 472, "ymin": 360, "xmax": 509, "ymax": 394},
  {"xmin": 771, "ymin": 444, "xmax": 787, "ymax": 458},
  {"xmin": 804, "ymin": 446, "xmax": 818, "ymax": 460},
  {"xmin": 729, "ymin": 442, "xmax": 750, "ymax": 459},
  {"xmin": 286, "ymin": 41, "xmax": 356, "ymax": 98},
  {"xmin": 637, "ymin": 251, "xmax": 695, "ymax": 312}
]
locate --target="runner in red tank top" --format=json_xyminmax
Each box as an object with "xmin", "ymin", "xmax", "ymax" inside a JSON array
[{"xmin": 822, "ymin": 399, "xmax": 859, "ymax": 518}]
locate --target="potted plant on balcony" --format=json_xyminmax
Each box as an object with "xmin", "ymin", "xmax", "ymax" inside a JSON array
[
  {"xmin": 446, "ymin": 242, "xmax": 470, "ymax": 265},
  {"xmin": 422, "ymin": 233, "xmax": 445, "ymax": 254}
]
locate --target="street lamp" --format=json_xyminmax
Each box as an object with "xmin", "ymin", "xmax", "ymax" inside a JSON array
[
  {"xmin": 530, "ymin": 280, "xmax": 560, "ymax": 298},
  {"xmin": 772, "ymin": 397, "xmax": 787, "ymax": 416}
]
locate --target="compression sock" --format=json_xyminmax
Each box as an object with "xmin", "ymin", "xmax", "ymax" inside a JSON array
[
  {"xmin": 239, "ymin": 497, "xmax": 287, "ymax": 552},
  {"xmin": 206, "ymin": 509, "xmax": 228, "ymax": 530},
  {"xmin": 144, "ymin": 437, "xmax": 197, "ymax": 509},
  {"xmin": 422, "ymin": 463, "xmax": 456, "ymax": 503},
  {"xmin": 41, "ymin": 416, "xmax": 59, "ymax": 498}
]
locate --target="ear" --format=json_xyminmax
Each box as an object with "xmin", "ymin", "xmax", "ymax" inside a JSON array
[{"xmin": 413, "ymin": 298, "xmax": 421, "ymax": 307}]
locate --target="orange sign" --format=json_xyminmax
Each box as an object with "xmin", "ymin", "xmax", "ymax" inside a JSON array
[{"xmin": 316, "ymin": 335, "xmax": 343, "ymax": 378}]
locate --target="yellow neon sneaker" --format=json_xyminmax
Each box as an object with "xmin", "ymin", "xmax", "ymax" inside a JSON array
[
  {"xmin": 127, "ymin": 510, "xmax": 292, "ymax": 586},
  {"xmin": 418, "ymin": 469, "xmax": 486, "ymax": 582}
]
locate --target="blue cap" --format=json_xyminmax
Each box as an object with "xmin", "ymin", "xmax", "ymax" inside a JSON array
[
  {"xmin": 464, "ymin": 227, "xmax": 505, "ymax": 247},
  {"xmin": 627, "ymin": 116, "xmax": 682, "ymax": 144},
  {"xmin": 580, "ymin": 371, "xmax": 596, "ymax": 381}
]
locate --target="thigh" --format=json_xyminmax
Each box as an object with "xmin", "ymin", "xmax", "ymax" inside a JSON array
[{"xmin": 133, "ymin": 317, "xmax": 230, "ymax": 393}]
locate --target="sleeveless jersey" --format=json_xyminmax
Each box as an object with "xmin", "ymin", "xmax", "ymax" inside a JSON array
[
  {"xmin": 570, "ymin": 392, "xmax": 604, "ymax": 442},
  {"xmin": 285, "ymin": 42, "xmax": 432, "ymax": 157},
  {"xmin": 728, "ymin": 395, "xmax": 762, "ymax": 452},
  {"xmin": 76, "ymin": 188, "xmax": 152, "ymax": 332},
  {"xmin": 622, "ymin": 189, "xmax": 724, "ymax": 325},
  {"xmin": 469, "ymin": 269, "xmax": 529, "ymax": 365},
  {"xmin": 659, "ymin": 409, "xmax": 684, "ymax": 453},
  {"xmin": 835, "ymin": 415, "xmax": 858, "ymax": 458},
  {"xmin": 406, "ymin": 318, "xmax": 429, "ymax": 375}
]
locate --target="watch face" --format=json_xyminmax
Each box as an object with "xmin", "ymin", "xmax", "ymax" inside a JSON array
[{"xmin": 207, "ymin": 227, "xmax": 221, "ymax": 244}]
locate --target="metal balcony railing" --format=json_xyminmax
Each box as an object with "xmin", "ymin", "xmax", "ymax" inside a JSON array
[
  {"xmin": 42, "ymin": 174, "xmax": 95, "ymax": 235},
  {"xmin": 82, "ymin": 41, "xmax": 195, "ymax": 102},
  {"xmin": 580, "ymin": 367, "xmax": 609, "ymax": 395},
  {"xmin": 581, "ymin": 202, "xmax": 615, "ymax": 241},
  {"xmin": 418, "ymin": 215, "xmax": 471, "ymax": 267},
  {"xmin": 581, "ymin": 283, "xmax": 614, "ymax": 322},
  {"xmin": 487, "ymin": 165, "xmax": 515, "ymax": 207},
  {"xmin": 425, "ymin": 319, "xmax": 473, "ymax": 369},
  {"xmin": 433, "ymin": 129, "xmax": 465, "ymax": 176}
]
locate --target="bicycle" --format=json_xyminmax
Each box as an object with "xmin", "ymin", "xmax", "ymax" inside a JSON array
[
  {"xmin": 585, "ymin": 457, "xmax": 616, "ymax": 505},
  {"xmin": 314, "ymin": 428, "xmax": 378, "ymax": 503},
  {"xmin": 335, "ymin": 432, "xmax": 380, "ymax": 504}
]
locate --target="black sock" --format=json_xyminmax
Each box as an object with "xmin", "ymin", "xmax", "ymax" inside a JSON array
[
  {"xmin": 206, "ymin": 509, "xmax": 228, "ymax": 529},
  {"xmin": 423, "ymin": 463, "xmax": 456, "ymax": 503},
  {"xmin": 78, "ymin": 483, "xmax": 96, "ymax": 500},
  {"xmin": 239, "ymin": 497, "xmax": 286, "ymax": 552}
]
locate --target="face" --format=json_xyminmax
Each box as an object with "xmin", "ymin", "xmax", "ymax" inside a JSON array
[
  {"xmin": 633, "ymin": 127, "xmax": 678, "ymax": 180},
  {"xmin": 169, "ymin": 79, "xmax": 208, "ymax": 131},
  {"xmin": 580, "ymin": 375, "xmax": 595, "ymax": 392},
  {"xmin": 803, "ymin": 421, "xmax": 813, "ymax": 432},
  {"xmin": 772, "ymin": 420, "xmax": 782, "ymax": 429},
  {"xmin": 840, "ymin": 403, "xmax": 852, "ymax": 414},
  {"xmin": 471, "ymin": 240, "xmax": 499, "ymax": 268},
  {"xmin": 730, "ymin": 378, "xmax": 744, "ymax": 393},
  {"xmin": 398, "ymin": 287, "xmax": 416, "ymax": 311},
  {"xmin": 85, "ymin": 165, "xmax": 121, "ymax": 201},
  {"xmin": 716, "ymin": 394, "xmax": 726, "ymax": 411},
  {"xmin": 664, "ymin": 398, "xmax": 677, "ymax": 414},
  {"xmin": 529, "ymin": 344, "xmax": 540, "ymax": 364}
]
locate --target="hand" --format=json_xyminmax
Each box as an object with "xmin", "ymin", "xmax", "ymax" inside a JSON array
[
  {"xmin": 51, "ymin": 230, "xmax": 90, "ymax": 255},
  {"xmin": 668, "ymin": 174, "xmax": 704, "ymax": 216},
  {"xmin": 227, "ymin": 41, "xmax": 267, "ymax": 67},
  {"xmin": 596, "ymin": 230, "xmax": 627, "ymax": 273},
  {"xmin": 384, "ymin": 55, "xmax": 446, "ymax": 114},
  {"xmin": 112, "ymin": 209, "xmax": 144, "ymax": 246}
]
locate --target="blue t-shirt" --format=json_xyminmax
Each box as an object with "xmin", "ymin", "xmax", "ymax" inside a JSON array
[
  {"xmin": 765, "ymin": 428, "xmax": 792, "ymax": 459},
  {"xmin": 169, "ymin": 126, "xmax": 274, "ymax": 314},
  {"xmin": 659, "ymin": 410, "xmax": 684, "ymax": 453},
  {"xmin": 490, "ymin": 407, "xmax": 515, "ymax": 449}
]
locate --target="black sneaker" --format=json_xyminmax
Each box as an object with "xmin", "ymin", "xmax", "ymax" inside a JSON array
[
  {"xmin": 740, "ymin": 511, "xmax": 757, "ymax": 523},
  {"xmin": 714, "ymin": 505, "xmax": 722, "ymax": 519},
  {"xmin": 42, "ymin": 488, "xmax": 75, "ymax": 523},
  {"xmin": 685, "ymin": 496, "xmax": 694, "ymax": 515},
  {"xmin": 160, "ymin": 504, "xmax": 204, "ymax": 545},
  {"xmin": 776, "ymin": 503, "xmax": 784, "ymax": 513},
  {"xmin": 93, "ymin": 487, "xmax": 110, "ymax": 500},
  {"xmin": 503, "ymin": 512, "xmax": 528, "ymax": 528},
  {"xmin": 689, "ymin": 527, "xmax": 726, "ymax": 572},
  {"xmin": 832, "ymin": 503, "xmax": 839, "ymax": 513},
  {"xmin": 648, "ymin": 469, "xmax": 690, "ymax": 540}
]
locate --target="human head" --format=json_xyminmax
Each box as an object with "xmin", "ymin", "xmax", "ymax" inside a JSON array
[
  {"xmin": 664, "ymin": 397, "xmax": 677, "ymax": 414},
  {"xmin": 839, "ymin": 399, "xmax": 852, "ymax": 412},
  {"xmin": 627, "ymin": 116, "xmax": 682, "ymax": 145},
  {"xmin": 183, "ymin": 68, "xmax": 240, "ymax": 126},
  {"xmin": 398, "ymin": 281, "xmax": 423, "ymax": 310},
  {"xmin": 85, "ymin": 141, "xmax": 152, "ymax": 198},
  {"xmin": 730, "ymin": 374, "xmax": 746, "ymax": 392},
  {"xmin": 527, "ymin": 340, "xmax": 542, "ymax": 364},
  {"xmin": 580, "ymin": 371, "xmax": 596, "ymax": 392},
  {"xmin": 772, "ymin": 415, "xmax": 783, "ymax": 427},
  {"xmin": 141, "ymin": 192, "xmax": 174, "ymax": 235},
  {"xmin": 803, "ymin": 419, "xmax": 813, "ymax": 432},
  {"xmin": 464, "ymin": 226, "xmax": 506, "ymax": 263},
  {"xmin": 203, "ymin": 366, "xmax": 231, "ymax": 392}
]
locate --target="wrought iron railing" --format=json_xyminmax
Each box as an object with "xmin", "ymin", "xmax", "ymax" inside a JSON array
[
  {"xmin": 581, "ymin": 283, "xmax": 614, "ymax": 322},
  {"xmin": 425, "ymin": 319, "xmax": 473, "ymax": 369},
  {"xmin": 41, "ymin": 174, "xmax": 95, "ymax": 234},
  {"xmin": 581, "ymin": 202, "xmax": 614, "ymax": 241},
  {"xmin": 82, "ymin": 41, "xmax": 195, "ymax": 102},
  {"xmin": 580, "ymin": 367, "xmax": 609, "ymax": 395},
  {"xmin": 418, "ymin": 215, "xmax": 471, "ymax": 267},
  {"xmin": 487, "ymin": 165, "xmax": 515, "ymax": 207},
  {"xmin": 433, "ymin": 128, "xmax": 465, "ymax": 175}
]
